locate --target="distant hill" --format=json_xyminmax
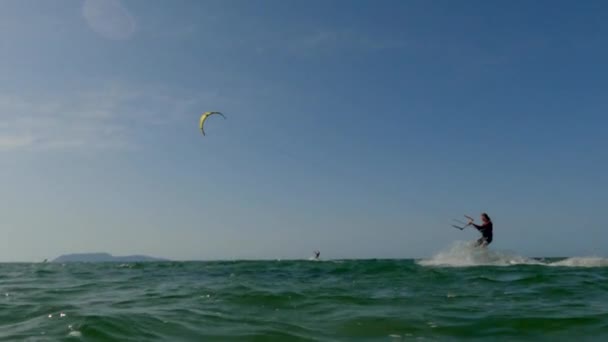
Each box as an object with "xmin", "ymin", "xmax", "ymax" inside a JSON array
[{"xmin": 53, "ymin": 253, "xmax": 168, "ymax": 263}]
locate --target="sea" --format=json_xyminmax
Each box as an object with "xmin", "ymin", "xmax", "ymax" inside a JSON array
[{"xmin": 1, "ymin": 241, "xmax": 608, "ymax": 341}]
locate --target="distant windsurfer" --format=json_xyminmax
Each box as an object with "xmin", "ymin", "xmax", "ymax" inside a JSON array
[
  {"xmin": 314, "ymin": 250, "xmax": 320, "ymax": 259},
  {"xmin": 466, "ymin": 213, "xmax": 493, "ymax": 247}
]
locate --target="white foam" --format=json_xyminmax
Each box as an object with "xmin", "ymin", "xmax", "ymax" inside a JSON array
[
  {"xmin": 418, "ymin": 241, "xmax": 608, "ymax": 267},
  {"xmin": 547, "ymin": 257, "xmax": 608, "ymax": 268},
  {"xmin": 68, "ymin": 331, "xmax": 82, "ymax": 338},
  {"xmin": 418, "ymin": 241, "xmax": 544, "ymax": 267}
]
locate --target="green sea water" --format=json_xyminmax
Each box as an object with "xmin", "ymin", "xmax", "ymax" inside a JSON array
[{"xmin": 1, "ymin": 242, "xmax": 608, "ymax": 341}]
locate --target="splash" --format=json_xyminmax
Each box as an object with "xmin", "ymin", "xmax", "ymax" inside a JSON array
[
  {"xmin": 418, "ymin": 241, "xmax": 544, "ymax": 267},
  {"xmin": 417, "ymin": 241, "xmax": 608, "ymax": 267}
]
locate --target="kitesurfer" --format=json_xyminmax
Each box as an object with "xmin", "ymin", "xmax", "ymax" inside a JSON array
[{"xmin": 467, "ymin": 213, "xmax": 493, "ymax": 247}]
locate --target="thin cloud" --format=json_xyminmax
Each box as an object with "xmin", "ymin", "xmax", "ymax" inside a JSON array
[
  {"xmin": 285, "ymin": 29, "xmax": 407, "ymax": 56},
  {"xmin": 0, "ymin": 83, "xmax": 213, "ymax": 152},
  {"xmin": 0, "ymin": 134, "xmax": 35, "ymax": 150},
  {"xmin": 82, "ymin": 0, "xmax": 136, "ymax": 40}
]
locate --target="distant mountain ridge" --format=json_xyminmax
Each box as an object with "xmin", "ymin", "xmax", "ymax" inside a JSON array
[{"xmin": 53, "ymin": 253, "xmax": 168, "ymax": 263}]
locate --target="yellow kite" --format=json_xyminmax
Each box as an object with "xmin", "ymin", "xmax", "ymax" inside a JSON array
[{"xmin": 199, "ymin": 111, "xmax": 226, "ymax": 136}]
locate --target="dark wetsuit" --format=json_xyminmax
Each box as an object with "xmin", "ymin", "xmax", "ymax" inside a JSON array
[{"xmin": 472, "ymin": 221, "xmax": 493, "ymax": 246}]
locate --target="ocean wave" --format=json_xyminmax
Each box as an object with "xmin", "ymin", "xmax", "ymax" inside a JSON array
[{"xmin": 1, "ymin": 260, "xmax": 608, "ymax": 340}]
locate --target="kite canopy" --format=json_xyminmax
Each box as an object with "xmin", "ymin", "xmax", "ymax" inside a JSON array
[{"xmin": 199, "ymin": 111, "xmax": 225, "ymax": 136}]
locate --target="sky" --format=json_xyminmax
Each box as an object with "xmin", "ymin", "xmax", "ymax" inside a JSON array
[{"xmin": 1, "ymin": 0, "xmax": 607, "ymax": 261}]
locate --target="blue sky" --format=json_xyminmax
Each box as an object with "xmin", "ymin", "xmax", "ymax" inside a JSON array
[{"xmin": 1, "ymin": 0, "xmax": 607, "ymax": 261}]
